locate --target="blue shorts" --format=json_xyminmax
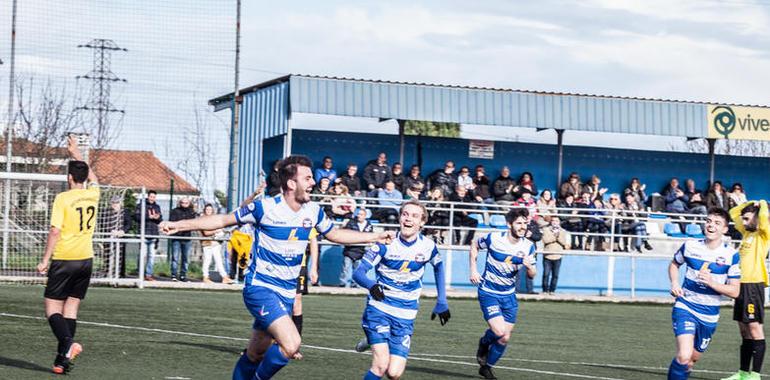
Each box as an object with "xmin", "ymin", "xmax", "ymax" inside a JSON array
[
  {"xmin": 672, "ymin": 307, "xmax": 717, "ymax": 353},
  {"xmin": 478, "ymin": 289, "xmax": 518, "ymax": 324},
  {"xmin": 243, "ymin": 286, "xmax": 294, "ymax": 331},
  {"xmin": 362, "ymin": 305, "xmax": 415, "ymax": 358}
]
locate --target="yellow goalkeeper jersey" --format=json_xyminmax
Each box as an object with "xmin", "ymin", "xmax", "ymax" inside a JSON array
[
  {"xmin": 730, "ymin": 200, "xmax": 770, "ymax": 285},
  {"xmin": 50, "ymin": 184, "xmax": 100, "ymax": 260}
]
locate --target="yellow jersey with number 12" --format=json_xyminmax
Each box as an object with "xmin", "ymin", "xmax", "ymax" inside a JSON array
[
  {"xmin": 50, "ymin": 184, "xmax": 100, "ymax": 260},
  {"xmin": 730, "ymin": 200, "xmax": 770, "ymax": 285}
]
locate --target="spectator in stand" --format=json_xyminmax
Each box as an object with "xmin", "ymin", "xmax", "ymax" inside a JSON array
[
  {"xmin": 135, "ymin": 190, "xmax": 162, "ymax": 281},
  {"xmin": 312, "ymin": 177, "xmax": 333, "ymax": 216},
  {"xmin": 683, "ymin": 178, "xmax": 707, "ymax": 215},
  {"xmin": 363, "ymin": 152, "xmax": 392, "ymax": 196},
  {"xmin": 427, "ymin": 160, "xmax": 458, "ymax": 197},
  {"xmin": 537, "ymin": 189, "xmax": 557, "ymax": 227},
  {"xmin": 514, "ymin": 188, "xmax": 538, "ymax": 223},
  {"xmin": 404, "ymin": 165, "xmax": 423, "ymax": 194},
  {"xmin": 426, "ymin": 187, "xmax": 450, "ymax": 243},
  {"xmin": 472, "ymin": 165, "xmax": 493, "ymax": 204},
  {"xmin": 448, "ymin": 186, "xmax": 479, "ymax": 245},
  {"xmin": 705, "ymin": 180, "xmax": 729, "ymax": 210},
  {"xmin": 517, "ymin": 208, "xmax": 542, "ymax": 294},
  {"xmin": 585, "ymin": 196, "xmax": 609, "ymax": 251},
  {"xmin": 513, "ymin": 171, "xmax": 537, "ymax": 199},
  {"xmin": 267, "ymin": 161, "xmax": 281, "ymax": 197},
  {"xmin": 542, "ymin": 216, "xmax": 570, "ymax": 295},
  {"xmin": 457, "ymin": 166, "xmax": 474, "ymax": 191},
  {"xmin": 729, "ymin": 182, "xmax": 748, "ymax": 209},
  {"xmin": 560, "ymin": 172, "xmax": 582, "ymax": 200},
  {"xmin": 338, "ymin": 208, "xmax": 373, "ymax": 287},
  {"xmin": 404, "ymin": 182, "xmax": 425, "ymax": 201},
  {"xmin": 582, "ymin": 175, "xmax": 608, "ymax": 201},
  {"xmin": 606, "ymin": 194, "xmax": 626, "ymax": 251},
  {"xmin": 375, "ymin": 180, "xmax": 403, "ymax": 224},
  {"xmin": 663, "ymin": 177, "xmax": 689, "ymax": 214},
  {"xmin": 338, "ymin": 164, "xmax": 362, "ymax": 197},
  {"xmin": 622, "ymin": 193, "xmax": 653, "ymax": 252},
  {"xmin": 391, "ymin": 163, "xmax": 406, "ymax": 193},
  {"xmin": 314, "ymin": 156, "xmax": 337, "ymax": 183},
  {"xmin": 330, "ymin": 183, "xmax": 357, "ymax": 219},
  {"xmin": 200, "ymin": 204, "xmax": 233, "ymax": 284},
  {"xmin": 101, "ymin": 195, "xmax": 132, "ymax": 277},
  {"xmin": 623, "ymin": 177, "xmax": 648, "ymax": 206},
  {"xmin": 558, "ymin": 193, "xmax": 584, "ymax": 250},
  {"xmin": 493, "ymin": 166, "xmax": 516, "ymax": 205},
  {"xmin": 169, "ymin": 197, "xmax": 197, "ymax": 281}
]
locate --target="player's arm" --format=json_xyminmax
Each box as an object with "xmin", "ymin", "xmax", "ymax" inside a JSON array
[
  {"xmin": 668, "ymin": 260, "xmax": 684, "ymax": 298},
  {"xmin": 353, "ymin": 244, "xmax": 386, "ymax": 301},
  {"xmin": 308, "ymin": 237, "xmax": 319, "ymax": 285},
  {"xmin": 469, "ymin": 235, "xmax": 486, "ymax": 284},
  {"xmin": 324, "ymin": 225, "xmax": 394, "ymax": 245},
  {"xmin": 523, "ymin": 245, "xmax": 537, "ymax": 279},
  {"xmin": 67, "ymin": 135, "xmax": 98, "ymax": 184},
  {"xmin": 36, "ymin": 227, "xmax": 61, "ymax": 274},
  {"xmin": 758, "ymin": 200, "xmax": 769, "ymax": 237},
  {"xmin": 160, "ymin": 214, "xmax": 236, "ymax": 235},
  {"xmin": 701, "ymin": 277, "xmax": 740, "ymax": 299},
  {"xmin": 430, "ymin": 247, "xmax": 451, "ymax": 325},
  {"xmin": 729, "ymin": 201, "xmax": 751, "ymax": 235}
]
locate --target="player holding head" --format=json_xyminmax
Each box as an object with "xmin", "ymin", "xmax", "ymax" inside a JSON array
[
  {"xmin": 723, "ymin": 201, "xmax": 770, "ymax": 380},
  {"xmin": 352, "ymin": 199, "xmax": 450, "ymax": 380},
  {"xmin": 160, "ymin": 155, "xmax": 393, "ymax": 380},
  {"xmin": 36, "ymin": 135, "xmax": 99, "ymax": 374},
  {"xmin": 470, "ymin": 208, "xmax": 536, "ymax": 380},
  {"xmin": 667, "ymin": 207, "xmax": 740, "ymax": 380}
]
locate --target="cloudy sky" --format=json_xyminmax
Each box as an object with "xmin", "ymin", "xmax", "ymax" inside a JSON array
[{"xmin": 1, "ymin": 0, "xmax": 769, "ymax": 196}]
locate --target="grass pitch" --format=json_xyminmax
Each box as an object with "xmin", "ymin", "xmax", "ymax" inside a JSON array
[{"xmin": 0, "ymin": 284, "xmax": 764, "ymax": 379}]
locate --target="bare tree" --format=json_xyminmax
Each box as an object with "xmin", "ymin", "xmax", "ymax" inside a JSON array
[
  {"xmin": 177, "ymin": 106, "xmax": 215, "ymax": 199},
  {"xmin": 677, "ymin": 138, "xmax": 770, "ymax": 157}
]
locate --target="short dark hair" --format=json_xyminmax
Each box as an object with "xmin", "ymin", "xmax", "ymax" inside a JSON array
[
  {"xmin": 323, "ymin": 156, "xmax": 332, "ymax": 161},
  {"xmin": 707, "ymin": 207, "xmax": 730, "ymax": 224},
  {"xmin": 505, "ymin": 208, "xmax": 529, "ymax": 224},
  {"xmin": 67, "ymin": 161, "xmax": 89, "ymax": 184},
  {"xmin": 148, "ymin": 190, "xmax": 157, "ymax": 196},
  {"xmin": 742, "ymin": 203, "xmax": 760, "ymax": 216},
  {"xmin": 279, "ymin": 155, "xmax": 313, "ymax": 191}
]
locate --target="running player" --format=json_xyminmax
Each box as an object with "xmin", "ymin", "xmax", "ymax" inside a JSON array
[
  {"xmin": 160, "ymin": 155, "xmax": 392, "ymax": 380},
  {"xmin": 470, "ymin": 208, "xmax": 536, "ymax": 380},
  {"xmin": 353, "ymin": 199, "xmax": 450, "ymax": 380},
  {"xmin": 723, "ymin": 200, "xmax": 770, "ymax": 380},
  {"xmin": 667, "ymin": 207, "xmax": 740, "ymax": 380},
  {"xmin": 36, "ymin": 135, "xmax": 99, "ymax": 374}
]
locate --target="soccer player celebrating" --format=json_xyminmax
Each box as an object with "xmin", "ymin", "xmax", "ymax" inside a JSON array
[
  {"xmin": 723, "ymin": 200, "xmax": 770, "ymax": 380},
  {"xmin": 160, "ymin": 155, "xmax": 392, "ymax": 380},
  {"xmin": 667, "ymin": 207, "xmax": 740, "ymax": 380},
  {"xmin": 470, "ymin": 208, "xmax": 536, "ymax": 380},
  {"xmin": 353, "ymin": 199, "xmax": 450, "ymax": 380},
  {"xmin": 37, "ymin": 135, "xmax": 99, "ymax": 374}
]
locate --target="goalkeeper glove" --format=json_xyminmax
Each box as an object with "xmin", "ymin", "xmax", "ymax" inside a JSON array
[
  {"xmin": 369, "ymin": 284, "xmax": 386, "ymax": 301},
  {"xmin": 431, "ymin": 302, "xmax": 451, "ymax": 326}
]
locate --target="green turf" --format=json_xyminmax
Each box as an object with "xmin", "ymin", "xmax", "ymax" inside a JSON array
[{"xmin": 0, "ymin": 284, "xmax": 765, "ymax": 379}]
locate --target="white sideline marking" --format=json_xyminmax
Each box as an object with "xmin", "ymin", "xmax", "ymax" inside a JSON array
[{"xmin": 0, "ymin": 311, "xmax": 669, "ymax": 379}]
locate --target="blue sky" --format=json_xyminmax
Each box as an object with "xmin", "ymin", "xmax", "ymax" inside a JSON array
[{"xmin": 1, "ymin": 0, "xmax": 769, "ymax": 197}]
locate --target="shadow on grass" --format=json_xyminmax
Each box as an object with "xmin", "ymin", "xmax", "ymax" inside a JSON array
[
  {"xmin": 157, "ymin": 340, "xmax": 241, "ymax": 355},
  {"xmin": 0, "ymin": 355, "xmax": 51, "ymax": 374},
  {"xmin": 408, "ymin": 365, "xmax": 472, "ymax": 379},
  {"xmin": 583, "ymin": 363, "xmax": 714, "ymax": 379}
]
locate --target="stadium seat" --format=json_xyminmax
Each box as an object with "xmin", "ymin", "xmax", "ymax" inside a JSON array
[
  {"xmin": 685, "ymin": 224, "xmax": 705, "ymax": 239},
  {"xmin": 489, "ymin": 214, "xmax": 507, "ymax": 229},
  {"xmin": 663, "ymin": 223, "xmax": 687, "ymax": 238},
  {"xmin": 644, "ymin": 222, "xmax": 663, "ymax": 237},
  {"xmin": 467, "ymin": 213, "xmax": 488, "ymax": 228}
]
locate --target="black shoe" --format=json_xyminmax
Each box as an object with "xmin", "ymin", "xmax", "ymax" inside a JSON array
[
  {"xmin": 52, "ymin": 354, "xmax": 71, "ymax": 374},
  {"xmin": 180, "ymin": 277, "xmax": 188, "ymax": 282},
  {"xmin": 171, "ymin": 277, "xmax": 178, "ymax": 282},
  {"xmin": 479, "ymin": 364, "xmax": 497, "ymax": 379},
  {"xmin": 643, "ymin": 241, "xmax": 653, "ymax": 251},
  {"xmin": 476, "ymin": 338, "xmax": 489, "ymax": 366}
]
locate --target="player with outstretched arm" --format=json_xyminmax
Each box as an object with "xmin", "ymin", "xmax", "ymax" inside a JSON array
[
  {"xmin": 353, "ymin": 199, "xmax": 451, "ymax": 380},
  {"xmin": 667, "ymin": 207, "xmax": 740, "ymax": 380},
  {"xmin": 160, "ymin": 155, "xmax": 393, "ymax": 380},
  {"xmin": 470, "ymin": 208, "xmax": 536, "ymax": 380}
]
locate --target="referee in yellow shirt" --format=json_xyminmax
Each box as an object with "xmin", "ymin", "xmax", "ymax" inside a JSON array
[
  {"xmin": 723, "ymin": 200, "xmax": 769, "ymax": 380},
  {"xmin": 37, "ymin": 135, "xmax": 100, "ymax": 375}
]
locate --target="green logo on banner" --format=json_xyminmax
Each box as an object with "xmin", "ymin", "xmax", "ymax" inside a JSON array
[{"xmin": 711, "ymin": 106, "xmax": 736, "ymax": 138}]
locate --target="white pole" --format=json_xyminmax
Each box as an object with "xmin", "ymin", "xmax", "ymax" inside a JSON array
[
  {"xmin": 606, "ymin": 257, "xmax": 615, "ymax": 297},
  {"xmin": 138, "ymin": 187, "xmax": 146, "ymax": 288},
  {"xmin": 631, "ymin": 255, "xmax": 636, "ymax": 299},
  {"xmin": 2, "ymin": 0, "xmax": 19, "ymax": 270}
]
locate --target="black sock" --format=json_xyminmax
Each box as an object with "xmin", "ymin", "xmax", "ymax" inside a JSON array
[
  {"xmin": 741, "ymin": 338, "xmax": 753, "ymax": 372},
  {"xmin": 753, "ymin": 339, "xmax": 766, "ymax": 373},
  {"xmin": 48, "ymin": 313, "xmax": 72, "ymax": 355},
  {"xmin": 65, "ymin": 318, "xmax": 77, "ymax": 339},
  {"xmin": 292, "ymin": 314, "xmax": 303, "ymax": 336}
]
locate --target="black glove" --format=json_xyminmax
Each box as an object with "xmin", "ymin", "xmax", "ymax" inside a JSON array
[
  {"xmin": 430, "ymin": 303, "xmax": 451, "ymax": 326},
  {"xmin": 369, "ymin": 284, "xmax": 386, "ymax": 301}
]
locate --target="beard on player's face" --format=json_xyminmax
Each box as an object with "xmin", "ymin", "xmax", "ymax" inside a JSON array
[{"xmin": 509, "ymin": 221, "xmax": 528, "ymax": 238}]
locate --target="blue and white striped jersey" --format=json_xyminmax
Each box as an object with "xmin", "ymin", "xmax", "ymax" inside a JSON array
[
  {"xmin": 234, "ymin": 195, "xmax": 334, "ymax": 302},
  {"xmin": 363, "ymin": 233, "xmax": 441, "ymax": 321},
  {"xmin": 673, "ymin": 240, "xmax": 741, "ymax": 324},
  {"xmin": 477, "ymin": 232, "xmax": 535, "ymax": 295}
]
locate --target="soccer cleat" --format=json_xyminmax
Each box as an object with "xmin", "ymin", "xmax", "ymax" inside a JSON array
[
  {"xmin": 51, "ymin": 354, "xmax": 70, "ymax": 375},
  {"xmin": 478, "ymin": 364, "xmax": 497, "ymax": 379},
  {"xmin": 720, "ymin": 371, "xmax": 750, "ymax": 380},
  {"xmin": 746, "ymin": 372, "xmax": 761, "ymax": 380},
  {"xmin": 354, "ymin": 338, "xmax": 370, "ymax": 352},
  {"xmin": 66, "ymin": 342, "xmax": 83, "ymax": 362},
  {"xmin": 476, "ymin": 338, "xmax": 489, "ymax": 366}
]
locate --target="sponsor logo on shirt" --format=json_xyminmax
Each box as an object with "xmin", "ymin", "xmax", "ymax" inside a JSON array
[{"xmin": 302, "ymin": 218, "xmax": 312, "ymax": 228}]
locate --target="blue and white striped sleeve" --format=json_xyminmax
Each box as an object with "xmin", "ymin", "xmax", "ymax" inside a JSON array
[
  {"xmin": 363, "ymin": 243, "xmax": 387, "ymax": 266},
  {"xmin": 315, "ymin": 206, "xmax": 334, "ymax": 236},
  {"xmin": 233, "ymin": 199, "xmax": 264, "ymax": 226},
  {"xmin": 477, "ymin": 233, "xmax": 492, "ymax": 250},
  {"xmin": 728, "ymin": 252, "xmax": 741, "ymax": 279},
  {"xmin": 429, "ymin": 245, "xmax": 442, "ymax": 265},
  {"xmin": 673, "ymin": 243, "xmax": 686, "ymax": 265}
]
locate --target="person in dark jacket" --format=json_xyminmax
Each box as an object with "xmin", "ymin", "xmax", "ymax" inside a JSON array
[
  {"xmin": 558, "ymin": 194, "xmax": 584, "ymax": 249},
  {"xmin": 683, "ymin": 178, "xmax": 707, "ymax": 215},
  {"xmin": 704, "ymin": 180, "xmax": 729, "ymax": 210},
  {"xmin": 391, "ymin": 162, "xmax": 406, "ymax": 193},
  {"xmin": 134, "ymin": 190, "xmax": 162, "ymax": 281},
  {"xmin": 559, "ymin": 172, "xmax": 582, "ymax": 200},
  {"xmin": 513, "ymin": 171, "xmax": 538, "ymax": 200},
  {"xmin": 426, "ymin": 161, "xmax": 458, "ymax": 198},
  {"xmin": 100, "ymin": 195, "xmax": 133, "ymax": 277},
  {"xmin": 473, "ymin": 165, "xmax": 493, "ymax": 204},
  {"xmin": 267, "ymin": 161, "xmax": 281, "ymax": 197},
  {"xmin": 403, "ymin": 165, "xmax": 423, "ymax": 194},
  {"xmin": 516, "ymin": 211, "xmax": 542, "ymax": 294},
  {"xmin": 338, "ymin": 163, "xmax": 362, "ymax": 197},
  {"xmin": 492, "ymin": 166, "xmax": 516, "ymax": 204},
  {"xmin": 448, "ymin": 186, "xmax": 479, "ymax": 245},
  {"xmin": 169, "ymin": 197, "xmax": 197, "ymax": 281},
  {"xmin": 363, "ymin": 152, "xmax": 392, "ymax": 196},
  {"xmin": 338, "ymin": 208, "xmax": 373, "ymax": 287}
]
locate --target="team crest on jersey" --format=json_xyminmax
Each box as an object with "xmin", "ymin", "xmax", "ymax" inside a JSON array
[
  {"xmin": 415, "ymin": 253, "xmax": 426, "ymax": 262},
  {"xmin": 370, "ymin": 244, "xmax": 380, "ymax": 253},
  {"xmin": 302, "ymin": 218, "xmax": 312, "ymax": 228},
  {"xmin": 248, "ymin": 202, "xmax": 255, "ymax": 211},
  {"xmin": 716, "ymin": 257, "xmax": 726, "ymax": 266}
]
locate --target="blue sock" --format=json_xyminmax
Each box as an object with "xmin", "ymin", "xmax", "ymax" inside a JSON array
[
  {"xmin": 487, "ymin": 339, "xmax": 507, "ymax": 366},
  {"xmin": 233, "ymin": 353, "xmax": 259, "ymax": 380},
  {"xmin": 667, "ymin": 358, "xmax": 689, "ymax": 380},
  {"xmin": 363, "ymin": 369, "xmax": 382, "ymax": 380},
  {"xmin": 480, "ymin": 329, "xmax": 496, "ymax": 345},
  {"xmin": 254, "ymin": 344, "xmax": 289, "ymax": 380}
]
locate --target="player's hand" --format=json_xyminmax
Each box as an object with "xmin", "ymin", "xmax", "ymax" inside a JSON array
[
  {"xmin": 697, "ymin": 271, "xmax": 715, "ymax": 286},
  {"xmin": 670, "ymin": 285, "xmax": 684, "ymax": 298},
  {"xmin": 66, "ymin": 134, "xmax": 82, "ymax": 160},
  {"xmin": 159, "ymin": 221, "xmax": 178, "ymax": 235},
  {"xmin": 375, "ymin": 231, "xmax": 395, "ymax": 245},
  {"xmin": 309, "ymin": 268, "xmax": 319, "ymax": 285},
  {"xmin": 369, "ymin": 284, "xmax": 386, "ymax": 301},
  {"xmin": 470, "ymin": 271, "xmax": 482, "ymax": 285},
  {"xmin": 431, "ymin": 302, "xmax": 451, "ymax": 326},
  {"xmin": 37, "ymin": 260, "xmax": 49, "ymax": 275}
]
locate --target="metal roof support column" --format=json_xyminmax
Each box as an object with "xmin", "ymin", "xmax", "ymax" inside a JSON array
[
  {"xmin": 707, "ymin": 138, "xmax": 716, "ymax": 184},
  {"xmin": 397, "ymin": 119, "xmax": 406, "ymax": 165},
  {"xmin": 556, "ymin": 129, "xmax": 565, "ymax": 187}
]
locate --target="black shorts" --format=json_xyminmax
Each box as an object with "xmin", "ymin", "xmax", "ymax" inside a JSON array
[
  {"xmin": 296, "ymin": 264, "xmax": 309, "ymax": 295},
  {"xmin": 733, "ymin": 282, "xmax": 766, "ymax": 324},
  {"xmin": 44, "ymin": 259, "xmax": 93, "ymax": 300}
]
